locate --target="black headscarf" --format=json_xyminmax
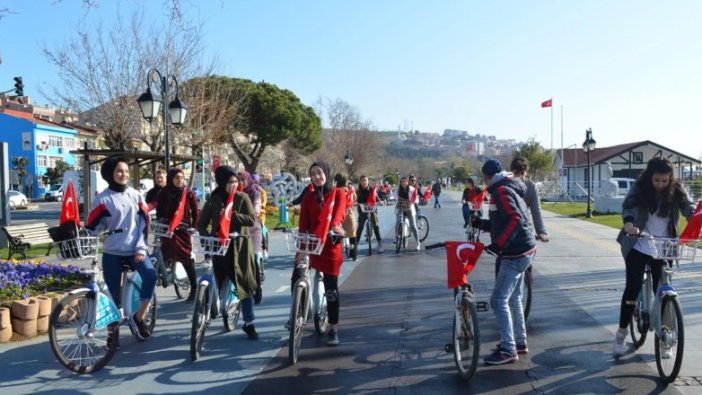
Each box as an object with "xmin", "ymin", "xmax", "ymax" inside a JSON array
[
  {"xmin": 213, "ymin": 165, "xmax": 237, "ymax": 198},
  {"xmin": 309, "ymin": 162, "xmax": 334, "ymax": 195},
  {"xmin": 100, "ymin": 157, "xmax": 128, "ymax": 193}
]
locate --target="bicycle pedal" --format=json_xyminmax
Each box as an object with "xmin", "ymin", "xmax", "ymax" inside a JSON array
[{"xmin": 476, "ymin": 301, "xmax": 489, "ymax": 312}]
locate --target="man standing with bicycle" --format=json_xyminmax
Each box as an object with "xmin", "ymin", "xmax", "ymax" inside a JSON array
[{"xmin": 473, "ymin": 159, "xmax": 536, "ymax": 365}]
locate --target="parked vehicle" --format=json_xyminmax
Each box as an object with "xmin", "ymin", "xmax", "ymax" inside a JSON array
[
  {"xmin": 7, "ymin": 190, "xmax": 28, "ymax": 210},
  {"xmin": 45, "ymin": 184, "xmax": 64, "ymax": 202},
  {"xmin": 611, "ymin": 178, "xmax": 636, "ymax": 196}
]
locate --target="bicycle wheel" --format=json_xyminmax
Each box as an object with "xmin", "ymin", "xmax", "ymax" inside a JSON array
[
  {"xmin": 48, "ymin": 291, "xmax": 118, "ymax": 374},
  {"xmin": 223, "ymin": 281, "xmax": 241, "ymax": 332},
  {"xmin": 629, "ymin": 289, "xmax": 648, "ymax": 349},
  {"xmin": 453, "ymin": 295, "xmax": 480, "ymax": 381},
  {"xmin": 522, "ymin": 266, "xmax": 533, "ymax": 322},
  {"xmin": 655, "ymin": 295, "xmax": 684, "ymax": 383},
  {"xmin": 366, "ymin": 222, "xmax": 372, "ymax": 256},
  {"xmin": 145, "ymin": 293, "xmax": 157, "ymax": 334},
  {"xmin": 395, "ymin": 223, "xmax": 402, "ymax": 254},
  {"xmin": 289, "ymin": 285, "xmax": 307, "ymax": 364},
  {"xmin": 190, "ymin": 285, "xmax": 210, "ymax": 361},
  {"xmin": 417, "ymin": 215, "xmax": 429, "ymax": 242},
  {"xmin": 314, "ymin": 276, "xmax": 328, "ymax": 334}
]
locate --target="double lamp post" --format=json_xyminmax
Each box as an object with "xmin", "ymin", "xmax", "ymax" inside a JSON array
[
  {"xmin": 583, "ymin": 128, "xmax": 596, "ymax": 218},
  {"xmin": 137, "ymin": 68, "xmax": 188, "ymax": 171}
]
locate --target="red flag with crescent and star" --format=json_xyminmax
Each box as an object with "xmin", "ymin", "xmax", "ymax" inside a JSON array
[
  {"xmin": 680, "ymin": 201, "xmax": 702, "ymax": 242},
  {"xmin": 541, "ymin": 99, "xmax": 552, "ymax": 108},
  {"xmin": 168, "ymin": 188, "xmax": 189, "ymax": 234},
  {"xmin": 218, "ymin": 190, "xmax": 235, "ymax": 243},
  {"xmin": 59, "ymin": 181, "xmax": 81, "ymax": 227},
  {"xmin": 445, "ymin": 241, "xmax": 484, "ymax": 289},
  {"xmin": 309, "ymin": 183, "xmax": 338, "ymax": 246},
  {"xmin": 367, "ymin": 181, "xmax": 378, "ymax": 206}
]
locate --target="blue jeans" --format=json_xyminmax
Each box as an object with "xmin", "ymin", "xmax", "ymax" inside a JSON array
[
  {"xmin": 102, "ymin": 252, "xmax": 157, "ymax": 307},
  {"xmin": 490, "ymin": 253, "xmax": 534, "ymax": 352},
  {"xmin": 241, "ymin": 296, "xmax": 255, "ymax": 323},
  {"xmin": 434, "ymin": 195, "xmax": 441, "ymax": 207}
]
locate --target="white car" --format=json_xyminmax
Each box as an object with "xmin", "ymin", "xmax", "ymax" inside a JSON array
[
  {"xmin": 7, "ymin": 190, "xmax": 28, "ymax": 210},
  {"xmin": 44, "ymin": 184, "xmax": 64, "ymax": 201}
]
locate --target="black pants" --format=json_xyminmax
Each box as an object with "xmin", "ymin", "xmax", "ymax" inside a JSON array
[
  {"xmin": 290, "ymin": 268, "xmax": 340, "ymax": 325},
  {"xmin": 356, "ymin": 211, "xmax": 382, "ymax": 242},
  {"xmin": 618, "ymin": 248, "xmax": 664, "ymax": 328}
]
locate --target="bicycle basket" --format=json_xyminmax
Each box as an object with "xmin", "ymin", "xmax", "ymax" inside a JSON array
[
  {"xmin": 150, "ymin": 221, "xmax": 172, "ymax": 239},
  {"xmin": 646, "ymin": 237, "xmax": 698, "ymax": 261},
  {"xmin": 359, "ymin": 203, "xmax": 377, "ymax": 213},
  {"xmin": 196, "ymin": 235, "xmax": 231, "ymax": 256},
  {"xmin": 53, "ymin": 235, "xmax": 99, "ymax": 260},
  {"xmin": 395, "ymin": 201, "xmax": 413, "ymax": 212},
  {"xmin": 286, "ymin": 230, "xmax": 324, "ymax": 255}
]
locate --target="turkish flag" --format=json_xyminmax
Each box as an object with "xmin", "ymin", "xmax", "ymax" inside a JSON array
[
  {"xmin": 310, "ymin": 184, "xmax": 338, "ymax": 245},
  {"xmin": 541, "ymin": 99, "xmax": 552, "ymax": 108},
  {"xmin": 424, "ymin": 186, "xmax": 432, "ymax": 201},
  {"xmin": 367, "ymin": 181, "xmax": 378, "ymax": 206},
  {"xmin": 680, "ymin": 201, "xmax": 702, "ymax": 242},
  {"xmin": 168, "ymin": 188, "xmax": 189, "ymax": 234},
  {"xmin": 218, "ymin": 190, "xmax": 235, "ymax": 243},
  {"xmin": 59, "ymin": 181, "xmax": 81, "ymax": 227},
  {"xmin": 445, "ymin": 241, "xmax": 484, "ymax": 289},
  {"xmin": 411, "ymin": 187, "xmax": 418, "ymax": 203},
  {"xmin": 472, "ymin": 188, "xmax": 488, "ymax": 203}
]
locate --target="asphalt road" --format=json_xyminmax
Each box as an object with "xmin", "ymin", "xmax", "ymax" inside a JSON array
[{"xmin": 2, "ymin": 192, "xmax": 702, "ymax": 394}]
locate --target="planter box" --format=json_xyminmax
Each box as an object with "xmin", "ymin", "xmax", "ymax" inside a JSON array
[
  {"xmin": 11, "ymin": 317, "xmax": 37, "ymax": 337},
  {"xmin": 49, "ymin": 293, "xmax": 67, "ymax": 311},
  {"xmin": 0, "ymin": 308, "xmax": 11, "ymax": 343},
  {"xmin": 36, "ymin": 315, "xmax": 49, "ymax": 332},
  {"xmin": 11, "ymin": 299, "xmax": 39, "ymax": 321},
  {"xmin": 36, "ymin": 296, "xmax": 52, "ymax": 317}
]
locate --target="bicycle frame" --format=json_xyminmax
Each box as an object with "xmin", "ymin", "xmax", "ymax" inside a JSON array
[{"xmin": 641, "ymin": 262, "xmax": 678, "ymax": 337}]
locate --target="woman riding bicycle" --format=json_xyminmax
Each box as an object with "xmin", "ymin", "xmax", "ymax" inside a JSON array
[
  {"xmin": 396, "ymin": 176, "xmax": 421, "ymax": 250},
  {"xmin": 334, "ymin": 174, "xmax": 357, "ymax": 260},
  {"xmin": 85, "ymin": 157, "xmax": 156, "ymax": 341},
  {"xmin": 238, "ymin": 171, "xmax": 264, "ymax": 305},
  {"xmin": 356, "ymin": 175, "xmax": 384, "ymax": 253},
  {"xmin": 150, "ymin": 168, "xmax": 200, "ymax": 302},
  {"xmin": 198, "ymin": 166, "xmax": 260, "ymax": 340},
  {"xmin": 612, "ymin": 157, "xmax": 696, "ymax": 355},
  {"xmin": 296, "ymin": 162, "xmax": 346, "ymax": 346},
  {"xmin": 461, "ymin": 177, "xmax": 482, "ymax": 228}
]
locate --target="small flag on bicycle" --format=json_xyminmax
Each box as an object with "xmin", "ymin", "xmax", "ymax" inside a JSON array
[
  {"xmin": 679, "ymin": 200, "xmax": 702, "ymax": 242},
  {"xmin": 445, "ymin": 241, "xmax": 484, "ymax": 289},
  {"xmin": 59, "ymin": 180, "xmax": 81, "ymax": 227},
  {"xmin": 218, "ymin": 190, "xmax": 235, "ymax": 244}
]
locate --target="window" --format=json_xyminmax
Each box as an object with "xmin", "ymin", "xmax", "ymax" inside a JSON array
[
  {"xmin": 49, "ymin": 136, "xmax": 62, "ymax": 147},
  {"xmin": 49, "ymin": 156, "xmax": 63, "ymax": 167},
  {"xmin": 632, "ymin": 151, "xmax": 643, "ymax": 164},
  {"xmin": 37, "ymin": 155, "xmax": 48, "ymax": 167},
  {"xmin": 62, "ymin": 138, "xmax": 76, "ymax": 149}
]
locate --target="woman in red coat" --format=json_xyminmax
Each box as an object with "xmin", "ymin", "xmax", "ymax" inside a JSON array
[{"xmin": 298, "ymin": 161, "xmax": 346, "ymax": 346}]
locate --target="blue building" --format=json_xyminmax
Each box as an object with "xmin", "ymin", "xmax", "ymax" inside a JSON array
[{"xmin": 0, "ymin": 109, "xmax": 78, "ymax": 198}]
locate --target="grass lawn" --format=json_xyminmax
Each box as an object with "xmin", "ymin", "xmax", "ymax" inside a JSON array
[
  {"xmin": 0, "ymin": 244, "xmax": 54, "ymax": 261},
  {"xmin": 541, "ymin": 202, "xmax": 688, "ymax": 230}
]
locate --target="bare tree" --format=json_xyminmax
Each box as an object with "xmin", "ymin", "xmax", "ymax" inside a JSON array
[{"xmin": 42, "ymin": 3, "xmax": 207, "ymax": 151}]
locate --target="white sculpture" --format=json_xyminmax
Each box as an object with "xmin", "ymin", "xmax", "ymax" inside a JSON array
[{"xmin": 601, "ymin": 161, "xmax": 618, "ymax": 197}]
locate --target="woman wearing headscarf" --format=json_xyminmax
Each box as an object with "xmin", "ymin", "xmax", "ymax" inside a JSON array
[
  {"xmin": 198, "ymin": 166, "xmax": 259, "ymax": 340},
  {"xmin": 238, "ymin": 170, "xmax": 264, "ymax": 305},
  {"xmin": 86, "ymin": 157, "xmax": 156, "ymax": 341},
  {"xmin": 151, "ymin": 168, "xmax": 200, "ymax": 302},
  {"xmin": 334, "ymin": 173, "xmax": 358, "ymax": 260},
  {"xmin": 297, "ymin": 162, "xmax": 346, "ymax": 346}
]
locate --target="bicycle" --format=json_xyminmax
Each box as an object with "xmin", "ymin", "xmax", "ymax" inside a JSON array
[
  {"xmin": 627, "ymin": 233, "xmax": 698, "ymax": 382},
  {"xmin": 150, "ymin": 221, "xmax": 192, "ymax": 299},
  {"xmin": 189, "ymin": 233, "xmax": 243, "ymax": 361},
  {"xmin": 359, "ymin": 203, "xmax": 378, "ymax": 256},
  {"xmin": 416, "ymin": 207, "xmax": 429, "ymax": 242},
  {"xmin": 48, "ymin": 229, "xmax": 158, "ymax": 374},
  {"xmin": 465, "ymin": 201, "xmax": 484, "ymax": 243},
  {"xmin": 395, "ymin": 200, "xmax": 413, "ymax": 254},
  {"xmin": 285, "ymin": 229, "xmax": 329, "ymax": 364},
  {"xmin": 425, "ymin": 241, "xmax": 488, "ymax": 381}
]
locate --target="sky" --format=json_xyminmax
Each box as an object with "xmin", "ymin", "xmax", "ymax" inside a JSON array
[{"xmin": 1, "ymin": 0, "xmax": 701, "ymax": 160}]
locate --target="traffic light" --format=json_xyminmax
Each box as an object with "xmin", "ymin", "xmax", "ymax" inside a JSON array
[{"xmin": 13, "ymin": 76, "xmax": 24, "ymax": 96}]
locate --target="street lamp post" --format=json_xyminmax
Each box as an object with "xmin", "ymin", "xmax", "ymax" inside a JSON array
[
  {"xmin": 344, "ymin": 149, "xmax": 354, "ymax": 177},
  {"xmin": 582, "ymin": 128, "xmax": 596, "ymax": 218},
  {"xmin": 137, "ymin": 68, "xmax": 188, "ymax": 170}
]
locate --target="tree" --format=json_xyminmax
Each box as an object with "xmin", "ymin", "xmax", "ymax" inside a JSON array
[
  {"xmin": 11, "ymin": 157, "xmax": 28, "ymax": 191},
  {"xmin": 513, "ymin": 137, "xmax": 554, "ymax": 180},
  {"xmin": 42, "ymin": 4, "xmax": 207, "ymax": 151},
  {"xmin": 453, "ymin": 165, "xmax": 471, "ymax": 182},
  {"xmin": 224, "ymin": 79, "xmax": 322, "ymax": 172},
  {"xmin": 44, "ymin": 160, "xmax": 74, "ymax": 185}
]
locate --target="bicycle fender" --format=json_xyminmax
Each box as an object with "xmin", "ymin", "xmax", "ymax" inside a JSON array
[
  {"xmin": 199, "ymin": 274, "xmax": 214, "ymax": 286},
  {"xmin": 68, "ymin": 287, "xmax": 92, "ymax": 296},
  {"xmin": 658, "ymin": 285, "xmax": 678, "ymax": 298}
]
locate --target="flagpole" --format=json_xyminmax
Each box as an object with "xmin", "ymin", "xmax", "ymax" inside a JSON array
[
  {"xmin": 550, "ymin": 100, "xmax": 554, "ymax": 151},
  {"xmin": 560, "ymin": 105, "xmax": 564, "ymax": 152}
]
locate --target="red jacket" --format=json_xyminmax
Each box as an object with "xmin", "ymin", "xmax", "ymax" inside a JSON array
[{"xmin": 299, "ymin": 187, "xmax": 346, "ymax": 276}]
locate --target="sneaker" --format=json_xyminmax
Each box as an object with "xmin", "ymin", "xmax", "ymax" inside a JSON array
[
  {"xmin": 129, "ymin": 313, "xmax": 151, "ymax": 341},
  {"xmin": 243, "ymin": 323, "xmax": 259, "ymax": 340},
  {"xmin": 612, "ymin": 328, "xmax": 628, "ymax": 356},
  {"xmin": 517, "ymin": 343, "xmax": 529, "ymax": 355},
  {"xmin": 416, "ymin": 242, "xmax": 421, "ymax": 251},
  {"xmin": 661, "ymin": 346, "xmax": 673, "ymax": 359},
  {"xmin": 377, "ymin": 243, "xmax": 384, "ymax": 253},
  {"xmin": 327, "ymin": 329, "xmax": 339, "ymax": 346},
  {"xmin": 484, "ymin": 346, "xmax": 518, "ymax": 365}
]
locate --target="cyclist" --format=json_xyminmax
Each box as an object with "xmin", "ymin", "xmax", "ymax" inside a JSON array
[
  {"xmin": 396, "ymin": 176, "xmax": 421, "ymax": 250},
  {"xmin": 472, "ymin": 159, "xmax": 536, "ymax": 365},
  {"xmin": 85, "ymin": 157, "xmax": 156, "ymax": 341},
  {"xmin": 198, "ymin": 166, "xmax": 260, "ymax": 340},
  {"xmin": 409, "ymin": 174, "xmax": 422, "ymax": 209},
  {"xmin": 296, "ymin": 162, "xmax": 346, "ymax": 346},
  {"xmin": 252, "ymin": 173, "xmax": 269, "ymax": 261},
  {"xmin": 238, "ymin": 171, "xmax": 264, "ymax": 305},
  {"xmin": 335, "ymin": 174, "xmax": 357, "ymax": 260},
  {"xmin": 150, "ymin": 168, "xmax": 200, "ymax": 302},
  {"xmin": 356, "ymin": 175, "xmax": 384, "ymax": 253},
  {"xmin": 612, "ymin": 157, "xmax": 696, "ymax": 356},
  {"xmin": 461, "ymin": 177, "xmax": 482, "ymax": 228}
]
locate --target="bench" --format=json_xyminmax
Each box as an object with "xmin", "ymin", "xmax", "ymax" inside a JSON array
[{"xmin": 1, "ymin": 222, "xmax": 54, "ymax": 259}]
